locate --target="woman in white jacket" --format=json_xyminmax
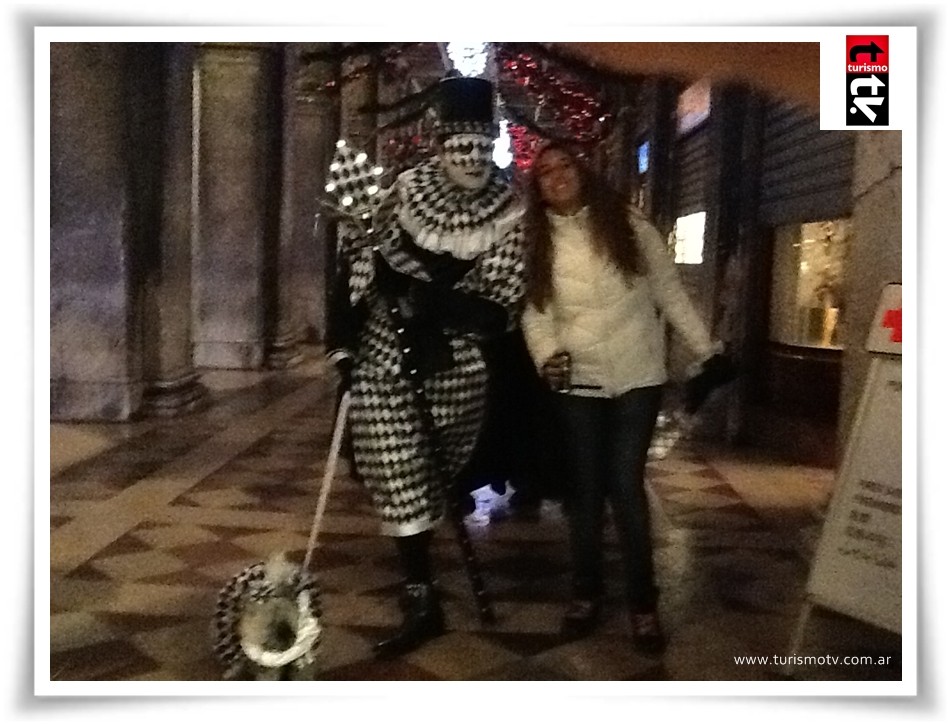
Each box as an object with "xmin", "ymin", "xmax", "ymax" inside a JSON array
[{"xmin": 521, "ymin": 142, "xmax": 722, "ymax": 655}]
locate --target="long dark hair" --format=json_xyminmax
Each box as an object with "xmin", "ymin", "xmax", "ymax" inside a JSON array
[{"xmin": 523, "ymin": 142, "xmax": 640, "ymax": 311}]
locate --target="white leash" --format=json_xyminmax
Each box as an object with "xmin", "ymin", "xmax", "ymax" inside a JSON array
[
  {"xmin": 303, "ymin": 390, "xmax": 351, "ymax": 571},
  {"xmin": 234, "ymin": 391, "xmax": 352, "ymax": 672}
]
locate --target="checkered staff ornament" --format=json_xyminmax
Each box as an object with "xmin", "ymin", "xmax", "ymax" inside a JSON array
[
  {"xmin": 320, "ymin": 139, "xmax": 390, "ymax": 234},
  {"xmin": 210, "ymin": 392, "xmax": 352, "ymax": 679}
]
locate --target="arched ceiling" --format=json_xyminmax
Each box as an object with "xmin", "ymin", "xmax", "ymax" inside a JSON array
[
  {"xmin": 549, "ymin": 42, "xmax": 820, "ymax": 109},
  {"xmin": 364, "ymin": 42, "xmax": 820, "ymax": 110}
]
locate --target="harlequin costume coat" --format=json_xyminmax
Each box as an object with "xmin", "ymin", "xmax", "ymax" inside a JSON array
[{"xmin": 327, "ymin": 153, "xmax": 525, "ymax": 537}]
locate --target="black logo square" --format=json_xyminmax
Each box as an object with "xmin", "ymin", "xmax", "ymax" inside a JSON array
[{"xmin": 846, "ymin": 73, "xmax": 889, "ymax": 126}]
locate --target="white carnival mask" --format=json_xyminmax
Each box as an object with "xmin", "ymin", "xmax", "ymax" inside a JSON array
[{"xmin": 439, "ymin": 133, "xmax": 494, "ymax": 190}]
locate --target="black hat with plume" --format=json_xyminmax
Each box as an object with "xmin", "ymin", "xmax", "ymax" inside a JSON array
[{"xmin": 433, "ymin": 76, "xmax": 496, "ymax": 137}]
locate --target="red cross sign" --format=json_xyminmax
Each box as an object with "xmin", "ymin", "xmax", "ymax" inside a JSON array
[
  {"xmin": 882, "ymin": 308, "xmax": 902, "ymax": 343},
  {"xmin": 866, "ymin": 284, "xmax": 902, "ymax": 354}
]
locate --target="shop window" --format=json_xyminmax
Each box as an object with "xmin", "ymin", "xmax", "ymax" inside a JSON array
[
  {"xmin": 769, "ymin": 219, "xmax": 852, "ymax": 349},
  {"xmin": 671, "ymin": 211, "xmax": 706, "ymax": 264},
  {"xmin": 676, "ymin": 78, "xmax": 711, "ymax": 135}
]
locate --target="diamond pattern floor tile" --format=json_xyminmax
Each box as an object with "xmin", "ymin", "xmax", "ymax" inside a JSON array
[{"xmin": 47, "ymin": 354, "xmax": 901, "ymax": 683}]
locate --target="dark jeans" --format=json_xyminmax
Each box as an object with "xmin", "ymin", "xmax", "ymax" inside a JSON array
[{"xmin": 552, "ymin": 385, "xmax": 663, "ymax": 612}]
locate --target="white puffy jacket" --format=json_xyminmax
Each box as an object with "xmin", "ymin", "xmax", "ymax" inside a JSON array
[{"xmin": 521, "ymin": 205, "xmax": 716, "ymax": 398}]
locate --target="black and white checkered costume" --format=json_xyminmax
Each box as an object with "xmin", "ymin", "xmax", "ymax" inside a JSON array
[{"xmin": 327, "ymin": 151, "xmax": 525, "ymax": 537}]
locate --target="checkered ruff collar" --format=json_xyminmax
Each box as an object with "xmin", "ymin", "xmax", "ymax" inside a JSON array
[{"xmin": 396, "ymin": 156, "xmax": 515, "ymax": 259}]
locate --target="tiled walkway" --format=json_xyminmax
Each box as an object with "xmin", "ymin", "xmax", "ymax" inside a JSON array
[{"xmin": 48, "ymin": 351, "xmax": 901, "ymax": 682}]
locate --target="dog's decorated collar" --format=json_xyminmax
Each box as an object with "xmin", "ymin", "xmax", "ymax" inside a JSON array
[{"xmin": 212, "ymin": 555, "xmax": 322, "ymax": 679}]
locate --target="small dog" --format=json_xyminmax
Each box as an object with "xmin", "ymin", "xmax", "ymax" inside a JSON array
[{"xmin": 212, "ymin": 553, "xmax": 322, "ymax": 680}]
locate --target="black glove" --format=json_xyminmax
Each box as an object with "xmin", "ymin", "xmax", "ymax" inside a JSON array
[
  {"xmin": 684, "ymin": 353, "xmax": 736, "ymax": 414},
  {"xmin": 333, "ymin": 355, "xmax": 354, "ymax": 393}
]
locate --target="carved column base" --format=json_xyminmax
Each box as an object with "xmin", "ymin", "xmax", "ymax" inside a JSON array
[
  {"xmin": 266, "ymin": 334, "xmax": 305, "ymax": 370},
  {"xmin": 194, "ymin": 341, "xmax": 266, "ymax": 370},
  {"xmin": 142, "ymin": 371, "xmax": 209, "ymax": 418}
]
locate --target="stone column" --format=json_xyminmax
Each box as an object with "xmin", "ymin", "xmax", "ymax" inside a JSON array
[
  {"xmin": 837, "ymin": 132, "xmax": 902, "ymax": 451},
  {"xmin": 141, "ymin": 43, "xmax": 208, "ymax": 415},
  {"xmin": 317, "ymin": 44, "xmax": 376, "ymax": 347},
  {"xmin": 263, "ymin": 44, "xmax": 304, "ymax": 368},
  {"xmin": 265, "ymin": 43, "xmax": 342, "ymax": 365},
  {"xmin": 50, "ymin": 43, "xmax": 145, "ymax": 420},
  {"xmin": 192, "ymin": 43, "xmax": 280, "ymax": 369},
  {"xmin": 288, "ymin": 43, "xmax": 340, "ymax": 345},
  {"xmin": 340, "ymin": 46, "xmax": 378, "ymax": 161}
]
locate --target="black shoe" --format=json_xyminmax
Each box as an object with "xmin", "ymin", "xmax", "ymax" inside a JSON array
[
  {"xmin": 560, "ymin": 598, "xmax": 602, "ymax": 639},
  {"xmin": 374, "ymin": 582, "xmax": 445, "ymax": 659},
  {"xmin": 630, "ymin": 611, "xmax": 666, "ymax": 655}
]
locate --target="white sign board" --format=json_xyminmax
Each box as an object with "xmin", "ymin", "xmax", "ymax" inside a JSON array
[{"xmin": 804, "ymin": 284, "xmax": 902, "ymax": 634}]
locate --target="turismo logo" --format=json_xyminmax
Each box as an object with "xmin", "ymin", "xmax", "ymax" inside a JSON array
[{"xmin": 846, "ymin": 35, "xmax": 889, "ymax": 126}]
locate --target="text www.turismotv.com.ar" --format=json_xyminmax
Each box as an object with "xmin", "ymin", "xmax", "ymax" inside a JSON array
[{"xmin": 735, "ymin": 654, "xmax": 894, "ymax": 667}]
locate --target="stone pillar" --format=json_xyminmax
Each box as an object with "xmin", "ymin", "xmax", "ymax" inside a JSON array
[
  {"xmin": 50, "ymin": 43, "xmax": 145, "ymax": 421},
  {"xmin": 264, "ymin": 43, "xmax": 341, "ymax": 365},
  {"xmin": 192, "ymin": 43, "xmax": 280, "ymax": 369},
  {"xmin": 322, "ymin": 44, "xmax": 376, "ymax": 346},
  {"xmin": 837, "ymin": 132, "xmax": 902, "ymax": 452},
  {"xmin": 289, "ymin": 43, "xmax": 340, "ymax": 345},
  {"xmin": 339, "ymin": 47, "xmax": 378, "ymax": 161},
  {"xmin": 263, "ymin": 44, "xmax": 304, "ymax": 368},
  {"xmin": 141, "ymin": 43, "xmax": 208, "ymax": 415}
]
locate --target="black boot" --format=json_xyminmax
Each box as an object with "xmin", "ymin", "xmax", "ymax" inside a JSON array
[
  {"xmin": 561, "ymin": 574, "xmax": 604, "ymax": 639},
  {"xmin": 374, "ymin": 581, "xmax": 445, "ymax": 659}
]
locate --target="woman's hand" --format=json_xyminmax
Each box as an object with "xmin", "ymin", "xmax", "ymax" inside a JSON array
[{"xmin": 541, "ymin": 351, "xmax": 572, "ymax": 392}]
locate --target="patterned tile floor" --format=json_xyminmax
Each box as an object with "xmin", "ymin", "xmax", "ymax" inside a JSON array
[{"xmin": 48, "ymin": 350, "xmax": 902, "ymax": 683}]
